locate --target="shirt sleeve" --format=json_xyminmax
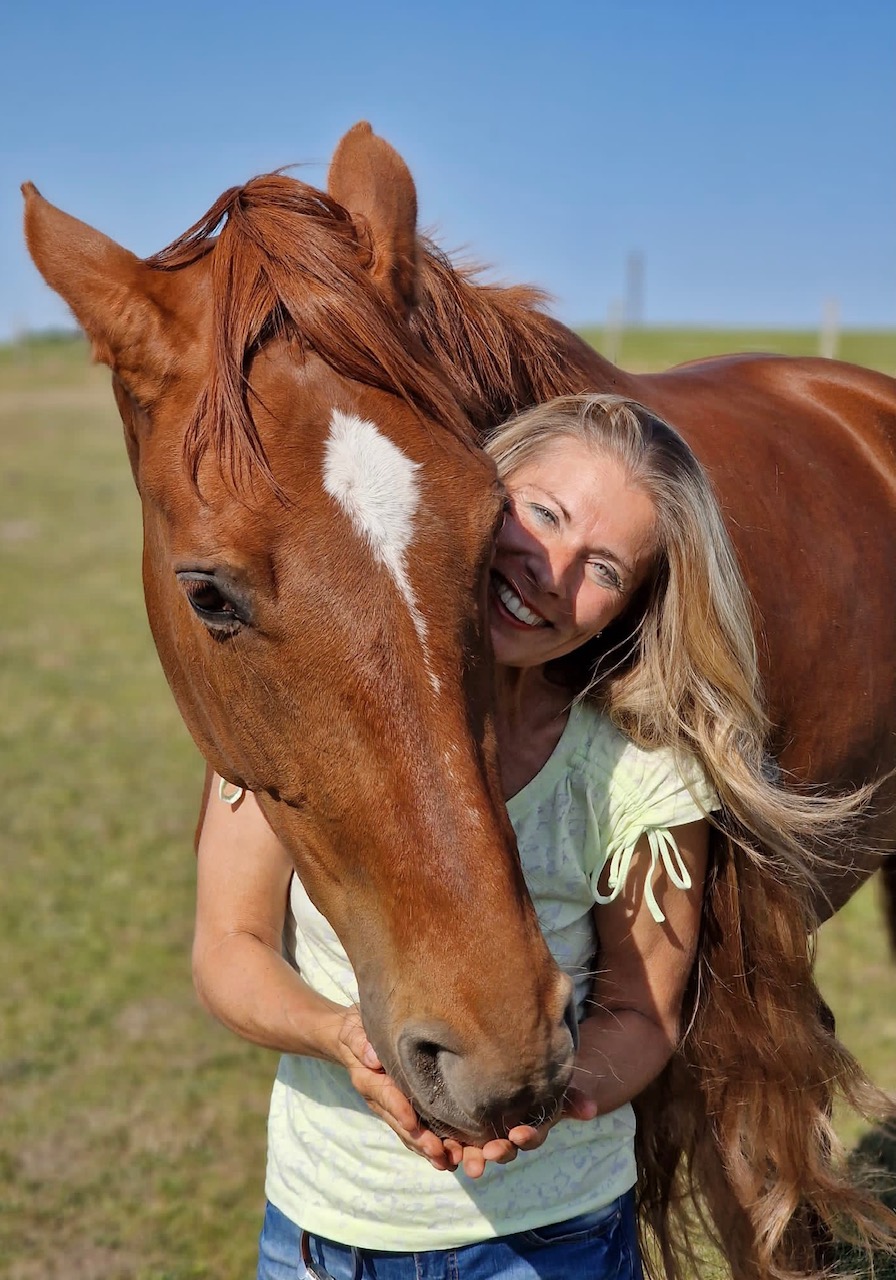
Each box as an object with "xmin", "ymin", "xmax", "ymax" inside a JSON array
[{"xmin": 584, "ymin": 741, "xmax": 719, "ymax": 924}]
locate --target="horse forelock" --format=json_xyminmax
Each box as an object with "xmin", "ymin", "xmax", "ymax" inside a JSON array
[{"xmin": 143, "ymin": 173, "xmax": 474, "ymax": 494}]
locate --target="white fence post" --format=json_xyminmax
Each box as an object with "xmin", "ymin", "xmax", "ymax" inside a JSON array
[
  {"xmin": 819, "ymin": 297, "xmax": 840, "ymax": 360},
  {"xmin": 605, "ymin": 299, "xmax": 624, "ymax": 366}
]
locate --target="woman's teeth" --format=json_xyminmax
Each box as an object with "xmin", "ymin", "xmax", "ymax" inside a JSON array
[{"xmin": 496, "ymin": 579, "xmax": 547, "ymax": 628}]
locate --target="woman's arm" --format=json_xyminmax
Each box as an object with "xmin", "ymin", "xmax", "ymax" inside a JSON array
[
  {"xmin": 193, "ymin": 778, "xmax": 455, "ymax": 1169},
  {"xmin": 571, "ymin": 818, "xmax": 709, "ymax": 1114},
  {"xmin": 193, "ymin": 777, "xmax": 346, "ymax": 1057},
  {"xmin": 452, "ymin": 818, "xmax": 709, "ymax": 1176}
]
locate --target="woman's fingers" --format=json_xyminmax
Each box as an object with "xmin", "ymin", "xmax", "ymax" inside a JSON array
[
  {"xmin": 366, "ymin": 1072, "xmax": 420, "ymax": 1133},
  {"xmin": 335, "ymin": 1008, "xmax": 452, "ymax": 1168},
  {"xmin": 562, "ymin": 1087, "xmax": 599, "ymax": 1122},
  {"xmin": 337, "ymin": 1006, "xmax": 381, "ymax": 1070},
  {"xmin": 506, "ymin": 1089, "xmax": 599, "ymax": 1150},
  {"xmin": 506, "ymin": 1123, "xmax": 551, "ymax": 1151},
  {"xmin": 372, "ymin": 1103, "xmax": 452, "ymax": 1169},
  {"xmin": 440, "ymin": 1137, "xmax": 520, "ymax": 1178},
  {"xmin": 347, "ymin": 1063, "xmax": 452, "ymax": 1169}
]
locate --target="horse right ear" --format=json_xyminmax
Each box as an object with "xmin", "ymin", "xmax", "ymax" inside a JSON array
[
  {"xmin": 22, "ymin": 184, "xmax": 175, "ymax": 402},
  {"xmin": 327, "ymin": 122, "xmax": 419, "ymax": 316}
]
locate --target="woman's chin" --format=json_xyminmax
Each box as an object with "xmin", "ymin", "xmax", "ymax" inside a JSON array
[{"xmin": 491, "ymin": 634, "xmax": 549, "ymax": 671}]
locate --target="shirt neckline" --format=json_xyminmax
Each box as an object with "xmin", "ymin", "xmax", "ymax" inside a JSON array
[{"xmin": 506, "ymin": 700, "xmax": 586, "ymax": 817}]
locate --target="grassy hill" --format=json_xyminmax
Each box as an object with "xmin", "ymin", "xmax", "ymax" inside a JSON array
[{"xmin": 579, "ymin": 324, "xmax": 896, "ymax": 376}]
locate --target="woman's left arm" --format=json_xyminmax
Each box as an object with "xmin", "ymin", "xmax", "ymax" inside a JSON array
[
  {"xmin": 569, "ymin": 817, "xmax": 709, "ymax": 1116},
  {"xmin": 448, "ymin": 819, "xmax": 709, "ymax": 1175}
]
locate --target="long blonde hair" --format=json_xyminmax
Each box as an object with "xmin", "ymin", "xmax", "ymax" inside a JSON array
[{"xmin": 487, "ymin": 394, "xmax": 895, "ymax": 1280}]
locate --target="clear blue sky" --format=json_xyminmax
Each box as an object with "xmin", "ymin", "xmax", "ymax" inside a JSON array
[{"xmin": 3, "ymin": 0, "xmax": 894, "ymax": 339}]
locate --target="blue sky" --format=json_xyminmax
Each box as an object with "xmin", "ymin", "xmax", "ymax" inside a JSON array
[{"xmin": 3, "ymin": 0, "xmax": 894, "ymax": 339}]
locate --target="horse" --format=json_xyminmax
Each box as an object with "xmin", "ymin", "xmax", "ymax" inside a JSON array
[{"xmin": 22, "ymin": 122, "xmax": 896, "ymax": 1147}]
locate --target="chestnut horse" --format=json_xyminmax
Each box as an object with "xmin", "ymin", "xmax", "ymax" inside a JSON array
[{"xmin": 23, "ymin": 123, "xmax": 896, "ymax": 1143}]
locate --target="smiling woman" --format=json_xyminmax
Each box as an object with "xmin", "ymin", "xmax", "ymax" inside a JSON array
[{"xmin": 193, "ymin": 395, "xmax": 896, "ymax": 1280}]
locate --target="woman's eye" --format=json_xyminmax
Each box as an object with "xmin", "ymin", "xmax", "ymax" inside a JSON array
[
  {"xmin": 530, "ymin": 504, "xmax": 557, "ymax": 526},
  {"xmin": 592, "ymin": 562, "xmax": 622, "ymax": 590}
]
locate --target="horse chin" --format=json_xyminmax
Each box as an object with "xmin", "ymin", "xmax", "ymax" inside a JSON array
[{"xmin": 415, "ymin": 1096, "xmax": 564, "ymax": 1148}]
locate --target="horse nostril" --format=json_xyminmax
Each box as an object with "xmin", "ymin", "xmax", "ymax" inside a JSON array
[
  {"xmin": 408, "ymin": 1040, "xmax": 445, "ymax": 1091},
  {"xmin": 397, "ymin": 1013, "xmax": 576, "ymax": 1141},
  {"xmin": 397, "ymin": 1027, "xmax": 457, "ymax": 1114}
]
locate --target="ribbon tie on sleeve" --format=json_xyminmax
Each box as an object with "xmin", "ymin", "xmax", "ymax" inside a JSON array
[{"xmin": 594, "ymin": 828, "xmax": 692, "ymax": 924}]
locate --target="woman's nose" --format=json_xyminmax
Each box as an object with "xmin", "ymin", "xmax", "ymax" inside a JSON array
[{"xmin": 527, "ymin": 546, "xmax": 573, "ymax": 597}]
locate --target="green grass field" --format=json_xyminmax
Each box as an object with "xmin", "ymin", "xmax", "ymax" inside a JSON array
[
  {"xmin": 1, "ymin": 333, "xmax": 894, "ymax": 1278},
  {"xmin": 579, "ymin": 325, "xmax": 896, "ymax": 376}
]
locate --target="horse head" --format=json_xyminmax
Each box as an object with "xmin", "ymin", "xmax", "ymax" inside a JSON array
[{"xmin": 23, "ymin": 123, "xmax": 576, "ymax": 1141}]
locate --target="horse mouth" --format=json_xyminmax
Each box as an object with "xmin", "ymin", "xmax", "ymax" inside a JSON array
[{"xmin": 414, "ymin": 1095, "xmax": 563, "ymax": 1146}]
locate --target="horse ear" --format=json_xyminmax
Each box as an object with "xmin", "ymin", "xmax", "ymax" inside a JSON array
[
  {"xmin": 22, "ymin": 183, "xmax": 174, "ymax": 400},
  {"xmin": 327, "ymin": 122, "xmax": 419, "ymax": 315}
]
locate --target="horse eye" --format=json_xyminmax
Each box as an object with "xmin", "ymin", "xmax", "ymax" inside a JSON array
[{"xmin": 176, "ymin": 571, "xmax": 246, "ymax": 634}]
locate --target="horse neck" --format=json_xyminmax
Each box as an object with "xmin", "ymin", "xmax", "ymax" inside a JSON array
[{"xmin": 412, "ymin": 247, "xmax": 622, "ymax": 435}]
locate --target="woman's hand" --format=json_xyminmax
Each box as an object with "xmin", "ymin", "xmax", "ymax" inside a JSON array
[
  {"xmin": 442, "ymin": 1086, "xmax": 599, "ymax": 1178},
  {"xmin": 333, "ymin": 1007, "xmax": 456, "ymax": 1171},
  {"xmin": 331, "ymin": 1009, "xmax": 600, "ymax": 1176}
]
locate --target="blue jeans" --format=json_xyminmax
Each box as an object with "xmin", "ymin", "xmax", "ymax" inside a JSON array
[{"xmin": 257, "ymin": 1194, "xmax": 643, "ymax": 1279}]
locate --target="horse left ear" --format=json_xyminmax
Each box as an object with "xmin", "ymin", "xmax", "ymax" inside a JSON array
[{"xmin": 327, "ymin": 122, "xmax": 419, "ymax": 316}]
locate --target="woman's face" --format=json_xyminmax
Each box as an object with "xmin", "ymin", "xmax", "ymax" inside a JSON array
[{"xmin": 489, "ymin": 436, "xmax": 658, "ymax": 670}]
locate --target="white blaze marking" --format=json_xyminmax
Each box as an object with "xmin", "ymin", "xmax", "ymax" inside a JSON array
[{"xmin": 323, "ymin": 409, "xmax": 439, "ymax": 691}]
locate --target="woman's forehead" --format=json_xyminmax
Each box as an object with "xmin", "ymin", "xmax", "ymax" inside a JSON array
[{"xmin": 506, "ymin": 434, "xmax": 635, "ymax": 492}]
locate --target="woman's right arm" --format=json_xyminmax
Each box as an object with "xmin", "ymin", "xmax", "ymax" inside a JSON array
[
  {"xmin": 193, "ymin": 777, "xmax": 455, "ymax": 1169},
  {"xmin": 193, "ymin": 777, "xmax": 348, "ymax": 1058}
]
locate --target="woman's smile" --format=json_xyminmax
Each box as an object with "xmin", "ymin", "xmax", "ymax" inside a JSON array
[{"xmin": 490, "ymin": 571, "xmax": 551, "ymax": 629}]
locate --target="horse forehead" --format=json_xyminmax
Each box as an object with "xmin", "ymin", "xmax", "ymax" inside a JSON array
[{"xmin": 323, "ymin": 409, "xmax": 424, "ymax": 568}]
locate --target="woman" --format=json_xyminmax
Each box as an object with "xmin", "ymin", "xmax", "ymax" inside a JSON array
[{"xmin": 194, "ymin": 395, "xmax": 892, "ymax": 1280}]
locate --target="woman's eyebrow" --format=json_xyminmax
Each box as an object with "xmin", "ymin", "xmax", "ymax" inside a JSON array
[{"xmin": 526, "ymin": 485, "xmax": 572, "ymax": 522}]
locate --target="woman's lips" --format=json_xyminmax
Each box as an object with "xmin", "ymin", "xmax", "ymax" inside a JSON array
[{"xmin": 490, "ymin": 571, "xmax": 550, "ymax": 629}]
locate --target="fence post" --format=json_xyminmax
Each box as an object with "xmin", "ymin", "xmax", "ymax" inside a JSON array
[
  {"xmin": 819, "ymin": 298, "xmax": 840, "ymax": 360},
  {"xmin": 605, "ymin": 299, "xmax": 624, "ymax": 366}
]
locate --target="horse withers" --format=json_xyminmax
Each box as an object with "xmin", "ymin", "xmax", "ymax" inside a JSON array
[{"xmin": 22, "ymin": 123, "xmax": 896, "ymax": 1140}]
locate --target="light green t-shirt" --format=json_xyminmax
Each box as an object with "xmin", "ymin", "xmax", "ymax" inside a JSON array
[{"xmin": 266, "ymin": 701, "xmax": 718, "ymax": 1250}]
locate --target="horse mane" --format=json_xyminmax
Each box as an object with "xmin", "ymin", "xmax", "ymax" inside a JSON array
[
  {"xmin": 144, "ymin": 173, "xmax": 473, "ymax": 491},
  {"xmin": 144, "ymin": 171, "xmax": 608, "ymax": 489},
  {"xmin": 412, "ymin": 241, "xmax": 605, "ymax": 434}
]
